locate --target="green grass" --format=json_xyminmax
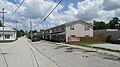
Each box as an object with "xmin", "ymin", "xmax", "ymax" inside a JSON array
[
  {"xmin": 65, "ymin": 42, "xmax": 109, "ymax": 47},
  {"xmin": 0, "ymin": 40, "xmax": 15, "ymax": 43},
  {"xmin": 65, "ymin": 42, "xmax": 120, "ymax": 53}
]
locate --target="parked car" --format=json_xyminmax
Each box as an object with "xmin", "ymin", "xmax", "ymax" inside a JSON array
[
  {"xmin": 111, "ymin": 39, "xmax": 120, "ymax": 44},
  {"xmin": 31, "ymin": 35, "xmax": 41, "ymax": 42}
]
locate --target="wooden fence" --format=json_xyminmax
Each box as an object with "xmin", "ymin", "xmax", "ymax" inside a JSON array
[{"xmin": 79, "ymin": 37, "xmax": 107, "ymax": 42}]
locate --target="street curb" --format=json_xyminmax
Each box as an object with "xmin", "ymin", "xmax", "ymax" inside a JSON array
[{"xmin": 56, "ymin": 43, "xmax": 120, "ymax": 57}]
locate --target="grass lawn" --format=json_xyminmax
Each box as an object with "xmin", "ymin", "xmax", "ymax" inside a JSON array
[
  {"xmin": 65, "ymin": 42, "xmax": 109, "ymax": 47},
  {"xmin": 65, "ymin": 42, "xmax": 120, "ymax": 53},
  {"xmin": 0, "ymin": 40, "xmax": 15, "ymax": 43}
]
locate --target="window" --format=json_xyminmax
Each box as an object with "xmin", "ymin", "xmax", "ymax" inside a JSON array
[
  {"xmin": 70, "ymin": 35, "xmax": 76, "ymax": 37},
  {"xmin": 52, "ymin": 29, "xmax": 54, "ymax": 32},
  {"xmin": 70, "ymin": 25, "xmax": 74, "ymax": 30},
  {"xmin": 61, "ymin": 27, "xmax": 64, "ymax": 30},
  {"xmin": 56, "ymin": 28, "xmax": 58, "ymax": 31},
  {"xmin": 5, "ymin": 35, "xmax": 10, "ymax": 39},
  {"xmin": 85, "ymin": 26, "xmax": 90, "ymax": 31},
  {"xmin": 85, "ymin": 35, "xmax": 90, "ymax": 37}
]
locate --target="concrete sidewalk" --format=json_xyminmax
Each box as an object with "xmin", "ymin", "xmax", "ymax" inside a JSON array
[
  {"xmin": 0, "ymin": 37, "xmax": 59, "ymax": 67},
  {"xmin": 92, "ymin": 44, "xmax": 120, "ymax": 51},
  {"xmin": 56, "ymin": 43, "xmax": 120, "ymax": 57}
]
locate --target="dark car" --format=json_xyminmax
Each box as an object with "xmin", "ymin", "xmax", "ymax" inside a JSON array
[
  {"xmin": 31, "ymin": 35, "xmax": 41, "ymax": 42},
  {"xmin": 31, "ymin": 37, "xmax": 37, "ymax": 42},
  {"xmin": 111, "ymin": 39, "xmax": 120, "ymax": 44}
]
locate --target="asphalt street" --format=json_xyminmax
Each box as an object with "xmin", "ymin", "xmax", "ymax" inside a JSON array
[
  {"xmin": 30, "ymin": 40, "xmax": 120, "ymax": 67},
  {"xmin": 0, "ymin": 37, "xmax": 58, "ymax": 67},
  {"xmin": 0, "ymin": 37, "xmax": 120, "ymax": 67}
]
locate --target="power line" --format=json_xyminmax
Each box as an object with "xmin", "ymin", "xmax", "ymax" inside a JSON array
[
  {"xmin": 38, "ymin": 0, "xmax": 57, "ymax": 24},
  {"xmin": 43, "ymin": 0, "xmax": 62, "ymax": 22},
  {"xmin": 6, "ymin": 0, "xmax": 25, "ymax": 22},
  {"xmin": 35, "ymin": 0, "xmax": 62, "ymax": 27}
]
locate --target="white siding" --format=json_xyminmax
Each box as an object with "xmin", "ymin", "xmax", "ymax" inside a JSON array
[{"xmin": 0, "ymin": 31, "xmax": 16, "ymax": 40}]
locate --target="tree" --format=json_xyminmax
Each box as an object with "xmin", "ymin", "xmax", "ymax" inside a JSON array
[
  {"xmin": 106, "ymin": 24, "xmax": 110, "ymax": 29},
  {"xmin": 108, "ymin": 17, "xmax": 119, "ymax": 29},
  {"xmin": 93, "ymin": 20, "xmax": 106, "ymax": 30},
  {"xmin": 28, "ymin": 30, "xmax": 38, "ymax": 34},
  {"xmin": 0, "ymin": 20, "xmax": 3, "ymax": 27},
  {"xmin": 19, "ymin": 30, "xmax": 25, "ymax": 36},
  {"xmin": 33, "ymin": 30, "xmax": 37, "ymax": 34},
  {"xmin": 17, "ymin": 30, "xmax": 25, "ymax": 37}
]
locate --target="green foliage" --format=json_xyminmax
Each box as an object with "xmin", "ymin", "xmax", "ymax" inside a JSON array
[
  {"xmin": 93, "ymin": 20, "xmax": 106, "ymax": 30},
  {"xmin": 109, "ymin": 17, "xmax": 119, "ymax": 29},
  {"xmin": 28, "ymin": 30, "xmax": 38, "ymax": 34},
  {"xmin": 93, "ymin": 17, "xmax": 120, "ymax": 30},
  {"xmin": 0, "ymin": 20, "xmax": 3, "ymax": 27},
  {"xmin": 0, "ymin": 40, "xmax": 15, "ymax": 43},
  {"xmin": 66, "ymin": 42, "xmax": 109, "ymax": 47},
  {"xmin": 17, "ymin": 30, "xmax": 25, "ymax": 37}
]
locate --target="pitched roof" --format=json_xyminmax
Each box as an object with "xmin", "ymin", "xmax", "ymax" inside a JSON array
[
  {"xmin": 64, "ymin": 19, "xmax": 93, "ymax": 26},
  {"xmin": 50, "ymin": 19, "xmax": 93, "ymax": 29},
  {"xmin": 0, "ymin": 27, "xmax": 16, "ymax": 31}
]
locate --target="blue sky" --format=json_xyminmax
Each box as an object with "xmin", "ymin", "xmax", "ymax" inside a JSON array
[
  {"xmin": 7, "ymin": 0, "xmax": 83, "ymax": 11},
  {"xmin": 60, "ymin": 0, "xmax": 83, "ymax": 10},
  {"xmin": 7, "ymin": 0, "xmax": 20, "ymax": 4},
  {"xmin": 6, "ymin": 0, "xmax": 83, "ymax": 29}
]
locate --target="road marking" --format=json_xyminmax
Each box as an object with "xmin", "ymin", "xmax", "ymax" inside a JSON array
[
  {"xmin": 30, "ymin": 48, "xmax": 40, "ymax": 67},
  {"xmin": 26, "ymin": 38, "xmax": 61, "ymax": 67},
  {"xmin": 0, "ymin": 48, "xmax": 9, "ymax": 67},
  {"xmin": 29, "ymin": 49, "xmax": 35, "ymax": 67}
]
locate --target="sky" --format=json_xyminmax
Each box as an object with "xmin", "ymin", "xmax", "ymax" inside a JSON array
[{"xmin": 0, "ymin": 0, "xmax": 120, "ymax": 30}]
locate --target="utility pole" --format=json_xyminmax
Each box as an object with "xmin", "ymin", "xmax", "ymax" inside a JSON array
[
  {"xmin": 16, "ymin": 21, "xmax": 17, "ymax": 30},
  {"xmin": 30, "ymin": 20, "xmax": 32, "ymax": 40},
  {"xmin": 16, "ymin": 21, "xmax": 17, "ymax": 40},
  {"xmin": 0, "ymin": 8, "xmax": 7, "ymax": 42}
]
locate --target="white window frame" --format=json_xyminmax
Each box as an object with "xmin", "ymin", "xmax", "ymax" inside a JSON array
[
  {"xmin": 85, "ymin": 26, "xmax": 90, "ymax": 31},
  {"xmin": 5, "ymin": 35, "xmax": 10, "ymax": 39},
  {"xmin": 70, "ymin": 25, "xmax": 74, "ymax": 30}
]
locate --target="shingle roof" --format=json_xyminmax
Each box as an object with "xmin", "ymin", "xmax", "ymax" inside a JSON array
[
  {"xmin": 64, "ymin": 19, "xmax": 93, "ymax": 26},
  {"xmin": 0, "ymin": 27, "xmax": 16, "ymax": 31},
  {"xmin": 50, "ymin": 19, "xmax": 93, "ymax": 29}
]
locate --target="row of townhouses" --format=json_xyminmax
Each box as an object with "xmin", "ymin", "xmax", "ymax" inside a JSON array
[{"xmin": 39, "ymin": 20, "xmax": 93, "ymax": 42}]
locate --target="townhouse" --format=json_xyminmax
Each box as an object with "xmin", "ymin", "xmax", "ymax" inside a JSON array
[{"xmin": 40, "ymin": 20, "xmax": 93, "ymax": 42}]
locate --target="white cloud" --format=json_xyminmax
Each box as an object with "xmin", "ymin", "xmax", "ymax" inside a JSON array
[
  {"xmin": 102, "ymin": 0, "xmax": 120, "ymax": 11},
  {"xmin": 115, "ymin": 9, "xmax": 120, "ymax": 17},
  {"xmin": 0, "ymin": 0, "xmax": 120, "ymax": 30},
  {"xmin": 76, "ymin": 0, "xmax": 104, "ymax": 21}
]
